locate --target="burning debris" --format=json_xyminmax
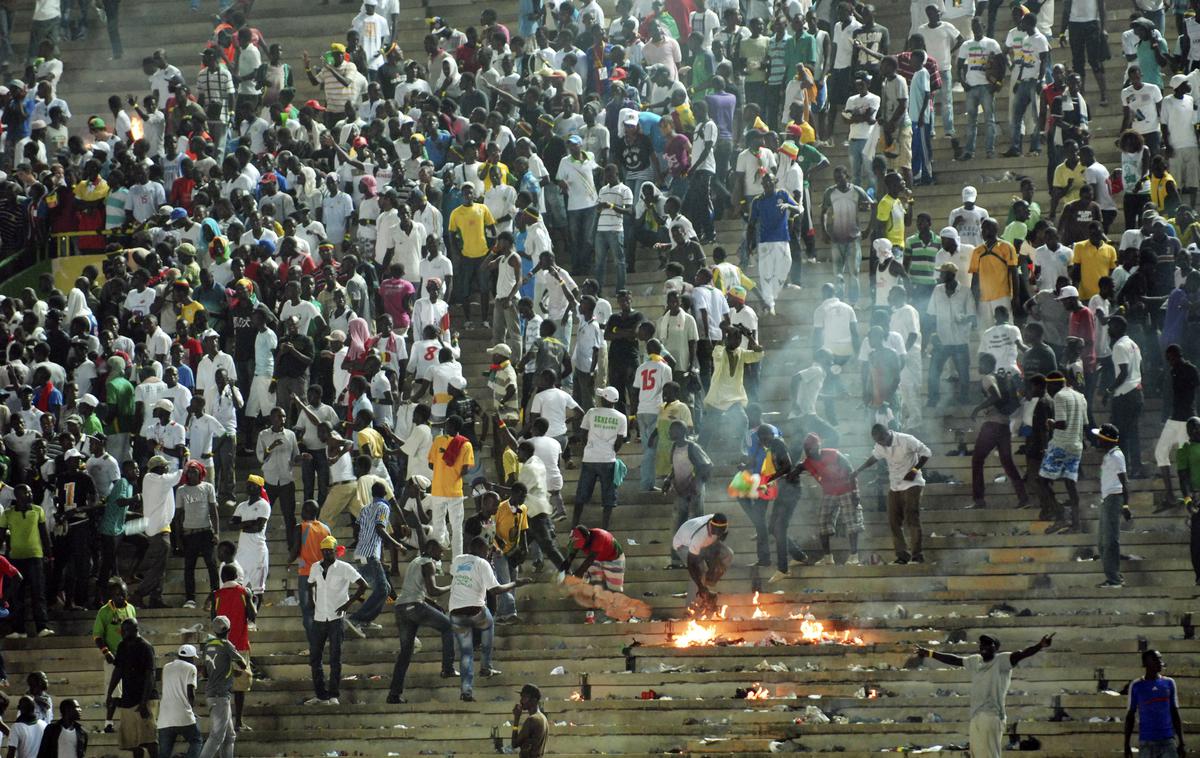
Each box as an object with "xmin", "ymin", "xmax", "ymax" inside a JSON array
[
  {"xmin": 735, "ymin": 683, "xmax": 771, "ymax": 699},
  {"xmin": 668, "ymin": 597, "xmax": 865, "ymax": 647}
]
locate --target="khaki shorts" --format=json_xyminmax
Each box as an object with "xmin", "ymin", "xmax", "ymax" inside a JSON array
[
  {"xmin": 104, "ymin": 661, "xmax": 122, "ymax": 697},
  {"xmin": 119, "ymin": 701, "xmax": 158, "ymax": 749},
  {"xmin": 892, "ymin": 126, "xmax": 913, "ymax": 171},
  {"xmin": 233, "ymin": 665, "xmax": 254, "ymax": 692}
]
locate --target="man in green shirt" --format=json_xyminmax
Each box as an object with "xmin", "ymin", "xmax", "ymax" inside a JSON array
[
  {"xmin": 105, "ymin": 355, "xmax": 136, "ymax": 464},
  {"xmin": 0, "ymin": 483, "xmax": 52, "ymax": 638},
  {"xmin": 93, "ymin": 577, "xmax": 137, "ymax": 731},
  {"xmin": 99, "ymin": 460, "xmax": 137, "ymax": 589},
  {"xmin": 905, "ymin": 212, "xmax": 940, "ymax": 320},
  {"xmin": 78, "ymin": 393, "xmax": 105, "ymax": 436}
]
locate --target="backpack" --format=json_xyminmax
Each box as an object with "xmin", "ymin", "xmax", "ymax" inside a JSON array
[{"xmin": 993, "ymin": 369, "xmax": 1022, "ymax": 416}]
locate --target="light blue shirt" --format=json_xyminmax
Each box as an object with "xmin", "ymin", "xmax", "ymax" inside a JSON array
[
  {"xmin": 253, "ymin": 328, "xmax": 277, "ymax": 376},
  {"xmin": 908, "ymin": 67, "xmax": 931, "ymax": 125}
]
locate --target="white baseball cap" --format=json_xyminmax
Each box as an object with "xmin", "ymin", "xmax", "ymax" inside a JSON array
[
  {"xmin": 153, "ymin": 398, "xmax": 174, "ymax": 412},
  {"xmin": 1056, "ymin": 285, "xmax": 1080, "ymax": 300},
  {"xmin": 962, "ymin": 186, "xmax": 978, "ymax": 202},
  {"xmin": 596, "ymin": 386, "xmax": 620, "ymax": 402}
]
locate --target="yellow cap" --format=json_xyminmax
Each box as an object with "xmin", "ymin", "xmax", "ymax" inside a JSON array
[{"xmin": 321, "ymin": 535, "xmax": 338, "ymax": 549}]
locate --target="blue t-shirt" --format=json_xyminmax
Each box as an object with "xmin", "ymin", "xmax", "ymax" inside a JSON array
[
  {"xmin": 1129, "ymin": 676, "xmax": 1177, "ymax": 742},
  {"xmin": 750, "ymin": 191, "xmax": 794, "ymax": 243}
]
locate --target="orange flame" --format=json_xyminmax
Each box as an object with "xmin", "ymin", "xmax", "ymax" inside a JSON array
[
  {"xmin": 673, "ymin": 618, "xmax": 721, "ymax": 647},
  {"xmin": 129, "ymin": 114, "xmax": 144, "ymax": 142},
  {"xmin": 744, "ymin": 683, "xmax": 770, "ymax": 700},
  {"xmin": 867, "ymin": 688, "xmax": 879, "ymax": 699},
  {"xmin": 751, "ymin": 591, "xmax": 771, "ymax": 619},
  {"xmin": 568, "ymin": 691, "xmax": 583, "ymax": 701}
]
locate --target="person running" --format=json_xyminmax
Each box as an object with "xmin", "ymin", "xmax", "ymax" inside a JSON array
[
  {"xmin": 387, "ymin": 538, "xmax": 455, "ymax": 705},
  {"xmin": 797, "ymin": 433, "xmax": 864, "ymax": 566}
]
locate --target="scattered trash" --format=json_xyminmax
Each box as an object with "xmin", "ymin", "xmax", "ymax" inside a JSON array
[{"xmin": 550, "ymin": 666, "xmax": 566, "ymax": 675}]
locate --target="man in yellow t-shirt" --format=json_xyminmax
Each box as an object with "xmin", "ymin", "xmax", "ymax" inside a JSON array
[
  {"xmin": 427, "ymin": 414, "xmax": 475, "ymax": 561},
  {"xmin": 1070, "ymin": 222, "xmax": 1117, "ymax": 300},
  {"xmin": 967, "ymin": 218, "xmax": 1019, "ymax": 329},
  {"xmin": 447, "ymin": 184, "xmax": 498, "ymax": 328},
  {"xmin": 1051, "ymin": 142, "xmax": 1086, "ymax": 216},
  {"xmin": 873, "ymin": 172, "xmax": 910, "ymax": 251}
]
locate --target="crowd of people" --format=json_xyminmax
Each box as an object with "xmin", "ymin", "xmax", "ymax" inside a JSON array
[{"xmin": 0, "ymin": 0, "xmax": 1197, "ymax": 755}]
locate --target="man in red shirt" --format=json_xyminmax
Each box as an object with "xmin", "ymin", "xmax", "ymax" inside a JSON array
[
  {"xmin": 796, "ymin": 433, "xmax": 864, "ymax": 566},
  {"xmin": 1060, "ymin": 285, "xmax": 1098, "ymax": 416},
  {"xmin": 211, "ymin": 564, "xmax": 255, "ymax": 731},
  {"xmin": 563, "ymin": 525, "xmax": 625, "ymax": 593}
]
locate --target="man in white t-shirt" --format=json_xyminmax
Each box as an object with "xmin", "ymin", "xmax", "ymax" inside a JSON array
[
  {"xmin": 448, "ymin": 536, "xmax": 524, "ymax": 701},
  {"xmin": 1003, "ymin": 14, "xmax": 1050, "ymax": 157},
  {"xmin": 956, "ymin": 17, "xmax": 1003, "ymax": 159},
  {"xmin": 918, "ymin": 6, "xmax": 964, "ymax": 138},
  {"xmin": 1161, "ymin": 74, "xmax": 1200, "ymax": 201},
  {"xmin": 158, "ymin": 645, "xmax": 201, "ymax": 757},
  {"xmin": 305, "ymin": 536, "xmax": 367, "ymax": 705},
  {"xmin": 573, "ymin": 387, "xmax": 628, "ymax": 527},
  {"xmin": 1121, "ymin": 65, "xmax": 1164, "ymax": 153},
  {"xmin": 1108, "ymin": 315, "xmax": 1145, "ymax": 477},
  {"xmin": 916, "ymin": 633, "xmax": 1053, "ymax": 758},
  {"xmin": 671, "ymin": 512, "xmax": 732, "ymax": 609},
  {"xmin": 633, "ymin": 341, "xmax": 674, "ymax": 490},
  {"xmin": 842, "ymin": 72, "xmax": 881, "ymax": 188}
]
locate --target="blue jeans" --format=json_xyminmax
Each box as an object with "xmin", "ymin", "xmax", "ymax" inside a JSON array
[
  {"xmin": 927, "ymin": 344, "xmax": 971, "ymax": 404},
  {"xmin": 349, "ymin": 557, "xmax": 390, "ymax": 624},
  {"xmin": 1098, "ymin": 493, "xmax": 1123, "ymax": 583},
  {"xmin": 309, "ymin": 618, "xmax": 345, "ymax": 699},
  {"xmin": 849, "ymin": 138, "xmax": 868, "ymax": 187},
  {"xmin": 673, "ymin": 483, "xmax": 706, "ymax": 531},
  {"xmin": 298, "ymin": 576, "xmax": 315, "ymax": 642},
  {"xmin": 912, "ymin": 123, "xmax": 933, "ymax": 181},
  {"xmin": 833, "ymin": 240, "xmax": 862, "ymax": 303},
  {"xmin": 493, "ymin": 554, "xmax": 517, "ymax": 617},
  {"xmin": 638, "ymin": 413, "xmax": 658, "ymax": 490},
  {"xmin": 575, "ymin": 461, "xmax": 617, "ymax": 511},
  {"xmin": 299, "ymin": 446, "xmax": 329, "ymax": 503},
  {"xmin": 159, "ymin": 723, "xmax": 203, "ymax": 758},
  {"xmin": 964, "ymin": 84, "xmax": 996, "ymax": 156},
  {"xmin": 1009, "ymin": 80, "xmax": 1042, "ymax": 154},
  {"xmin": 389, "ymin": 602, "xmax": 455, "ymax": 698},
  {"xmin": 595, "ymin": 230, "xmax": 626, "ymax": 293},
  {"xmin": 936, "ymin": 66, "xmax": 955, "ymax": 136},
  {"xmin": 566, "ymin": 206, "xmax": 598, "ymax": 273},
  {"xmin": 451, "ymin": 607, "xmax": 494, "ymax": 695}
]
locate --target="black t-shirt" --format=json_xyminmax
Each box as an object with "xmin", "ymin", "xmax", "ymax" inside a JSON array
[
  {"xmin": 606, "ymin": 310, "xmax": 644, "ymax": 365},
  {"xmin": 114, "ymin": 635, "xmax": 158, "ymax": 707},
  {"xmin": 616, "ymin": 134, "xmax": 654, "ymax": 178},
  {"xmin": 230, "ymin": 305, "xmax": 257, "ymax": 363},
  {"xmin": 276, "ymin": 333, "xmax": 314, "ymax": 376},
  {"xmin": 1022, "ymin": 343, "xmax": 1058, "ymax": 377},
  {"xmin": 1171, "ymin": 359, "xmax": 1200, "ymax": 420}
]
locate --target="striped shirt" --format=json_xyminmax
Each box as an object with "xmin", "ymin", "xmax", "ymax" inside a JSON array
[
  {"xmin": 196, "ymin": 66, "xmax": 234, "ymax": 119},
  {"xmin": 905, "ymin": 233, "xmax": 940, "ymax": 287},
  {"xmin": 354, "ymin": 498, "xmax": 390, "ymax": 561}
]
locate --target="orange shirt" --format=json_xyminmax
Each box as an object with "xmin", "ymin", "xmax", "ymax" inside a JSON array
[{"xmin": 297, "ymin": 519, "xmax": 331, "ymax": 576}]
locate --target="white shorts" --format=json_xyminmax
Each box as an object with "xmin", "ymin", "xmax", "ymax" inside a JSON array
[
  {"xmin": 1175, "ymin": 146, "xmax": 1200, "ymax": 190},
  {"xmin": 246, "ymin": 375, "xmax": 277, "ymax": 419},
  {"xmin": 1156, "ymin": 419, "xmax": 1190, "ymax": 468}
]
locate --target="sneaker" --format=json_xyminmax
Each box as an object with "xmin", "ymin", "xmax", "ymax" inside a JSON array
[
  {"xmin": 5, "ymin": 632, "xmax": 25, "ymax": 639},
  {"xmin": 480, "ymin": 667, "xmax": 502, "ymax": 677},
  {"xmin": 386, "ymin": 694, "xmax": 406, "ymax": 704},
  {"xmin": 440, "ymin": 669, "xmax": 459, "ymax": 678},
  {"xmin": 767, "ymin": 570, "xmax": 789, "ymax": 583},
  {"xmin": 366, "ymin": 622, "xmax": 383, "ymax": 630},
  {"xmin": 552, "ymin": 511, "xmax": 567, "ymax": 522},
  {"xmin": 104, "ymin": 722, "xmax": 115, "ymax": 733},
  {"xmin": 1097, "ymin": 580, "xmax": 1124, "ymax": 588},
  {"xmin": 182, "ymin": 600, "xmax": 196, "ymax": 609},
  {"xmin": 303, "ymin": 697, "xmax": 327, "ymax": 705},
  {"xmin": 910, "ymin": 555, "xmax": 926, "ymax": 564},
  {"xmin": 37, "ymin": 628, "xmax": 55, "ymax": 637},
  {"xmin": 891, "ymin": 557, "xmax": 910, "ymax": 565},
  {"xmin": 324, "ymin": 698, "xmax": 340, "ymax": 705},
  {"xmin": 344, "ymin": 620, "xmax": 366, "ymax": 638},
  {"xmin": 1001, "ymin": 149, "xmax": 1021, "ymax": 158},
  {"xmin": 844, "ymin": 554, "xmax": 862, "ymax": 566},
  {"xmin": 461, "ymin": 692, "xmax": 475, "ymax": 702},
  {"xmin": 481, "ymin": 321, "xmax": 492, "ymax": 330},
  {"xmin": 813, "ymin": 555, "xmax": 835, "ymax": 566}
]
